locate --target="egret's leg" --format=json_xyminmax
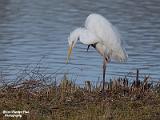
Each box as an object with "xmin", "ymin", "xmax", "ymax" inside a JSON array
[{"xmin": 102, "ymin": 58, "xmax": 107, "ymax": 93}]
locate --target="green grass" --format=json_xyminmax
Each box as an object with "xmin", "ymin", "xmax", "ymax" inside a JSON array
[{"xmin": 0, "ymin": 73, "xmax": 160, "ymax": 120}]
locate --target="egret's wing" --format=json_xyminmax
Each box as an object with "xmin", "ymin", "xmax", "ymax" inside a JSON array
[
  {"xmin": 85, "ymin": 14, "xmax": 120, "ymax": 48},
  {"xmin": 85, "ymin": 13, "xmax": 128, "ymax": 62}
]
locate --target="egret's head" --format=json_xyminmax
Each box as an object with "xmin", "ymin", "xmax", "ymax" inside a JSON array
[{"xmin": 66, "ymin": 28, "xmax": 82, "ymax": 64}]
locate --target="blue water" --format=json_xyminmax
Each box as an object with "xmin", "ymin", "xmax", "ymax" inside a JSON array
[{"xmin": 0, "ymin": 0, "xmax": 160, "ymax": 83}]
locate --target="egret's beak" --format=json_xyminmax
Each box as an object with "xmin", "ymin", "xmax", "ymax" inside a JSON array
[{"xmin": 66, "ymin": 45, "xmax": 73, "ymax": 64}]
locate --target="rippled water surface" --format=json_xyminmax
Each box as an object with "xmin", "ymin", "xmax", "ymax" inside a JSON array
[{"xmin": 0, "ymin": 0, "xmax": 160, "ymax": 83}]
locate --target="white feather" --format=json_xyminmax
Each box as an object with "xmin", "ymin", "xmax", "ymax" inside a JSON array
[
  {"xmin": 85, "ymin": 13, "xmax": 128, "ymax": 62},
  {"xmin": 68, "ymin": 27, "xmax": 99, "ymax": 46},
  {"xmin": 68, "ymin": 13, "xmax": 128, "ymax": 62}
]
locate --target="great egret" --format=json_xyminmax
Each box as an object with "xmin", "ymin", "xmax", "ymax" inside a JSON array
[{"xmin": 66, "ymin": 13, "xmax": 128, "ymax": 92}]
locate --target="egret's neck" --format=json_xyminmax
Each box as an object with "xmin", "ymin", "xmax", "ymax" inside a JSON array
[{"xmin": 68, "ymin": 27, "xmax": 85, "ymax": 47}]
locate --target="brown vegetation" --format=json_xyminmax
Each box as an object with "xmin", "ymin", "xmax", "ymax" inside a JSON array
[{"xmin": 0, "ymin": 69, "xmax": 160, "ymax": 120}]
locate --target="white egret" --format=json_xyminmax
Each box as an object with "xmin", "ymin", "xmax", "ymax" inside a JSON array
[{"xmin": 66, "ymin": 13, "xmax": 128, "ymax": 92}]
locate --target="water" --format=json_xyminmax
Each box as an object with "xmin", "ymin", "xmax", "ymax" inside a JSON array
[{"xmin": 0, "ymin": 0, "xmax": 160, "ymax": 83}]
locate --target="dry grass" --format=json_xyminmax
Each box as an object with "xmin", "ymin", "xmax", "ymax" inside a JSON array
[{"xmin": 0, "ymin": 69, "xmax": 160, "ymax": 120}]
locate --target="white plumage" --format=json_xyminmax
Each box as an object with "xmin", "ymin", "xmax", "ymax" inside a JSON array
[
  {"xmin": 66, "ymin": 13, "xmax": 128, "ymax": 92},
  {"xmin": 85, "ymin": 14, "xmax": 127, "ymax": 62},
  {"xmin": 68, "ymin": 27, "xmax": 98, "ymax": 46},
  {"xmin": 68, "ymin": 13, "xmax": 127, "ymax": 62}
]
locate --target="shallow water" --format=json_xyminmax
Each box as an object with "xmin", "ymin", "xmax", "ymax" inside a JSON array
[{"xmin": 0, "ymin": 0, "xmax": 160, "ymax": 83}]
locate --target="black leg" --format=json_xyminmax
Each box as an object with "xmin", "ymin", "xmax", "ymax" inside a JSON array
[{"xmin": 102, "ymin": 58, "xmax": 107, "ymax": 94}]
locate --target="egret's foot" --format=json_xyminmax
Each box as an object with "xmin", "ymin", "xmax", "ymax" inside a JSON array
[{"xmin": 86, "ymin": 45, "xmax": 91, "ymax": 52}]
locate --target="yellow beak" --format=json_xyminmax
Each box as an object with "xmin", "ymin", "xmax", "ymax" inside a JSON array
[{"xmin": 66, "ymin": 45, "xmax": 73, "ymax": 64}]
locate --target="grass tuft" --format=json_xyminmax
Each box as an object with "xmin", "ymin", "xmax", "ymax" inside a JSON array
[{"xmin": 0, "ymin": 69, "xmax": 160, "ymax": 120}]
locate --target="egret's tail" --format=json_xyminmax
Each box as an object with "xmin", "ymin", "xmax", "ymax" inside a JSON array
[{"xmin": 111, "ymin": 47, "xmax": 128, "ymax": 62}]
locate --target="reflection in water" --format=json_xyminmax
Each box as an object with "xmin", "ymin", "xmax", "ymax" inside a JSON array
[{"xmin": 0, "ymin": 0, "xmax": 160, "ymax": 83}]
